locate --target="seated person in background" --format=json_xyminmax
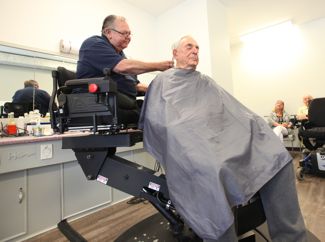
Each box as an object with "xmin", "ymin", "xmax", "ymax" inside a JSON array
[
  {"xmin": 77, "ymin": 14, "xmax": 173, "ymax": 124},
  {"xmin": 297, "ymin": 94, "xmax": 313, "ymax": 120},
  {"xmin": 267, "ymin": 100, "xmax": 292, "ymax": 142},
  {"xmin": 12, "ymin": 79, "xmax": 50, "ymax": 116},
  {"xmin": 139, "ymin": 36, "xmax": 307, "ymax": 242}
]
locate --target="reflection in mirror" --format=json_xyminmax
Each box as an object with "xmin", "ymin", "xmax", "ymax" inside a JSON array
[{"xmin": 0, "ymin": 43, "xmax": 77, "ymax": 117}]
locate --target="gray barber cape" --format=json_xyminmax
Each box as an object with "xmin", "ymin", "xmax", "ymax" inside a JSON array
[{"xmin": 138, "ymin": 68, "xmax": 292, "ymax": 240}]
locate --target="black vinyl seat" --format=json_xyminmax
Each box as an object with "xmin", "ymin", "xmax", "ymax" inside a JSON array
[
  {"xmin": 57, "ymin": 66, "xmax": 77, "ymax": 87},
  {"xmin": 50, "ymin": 67, "xmax": 119, "ymax": 133},
  {"xmin": 297, "ymin": 97, "xmax": 325, "ymax": 180},
  {"xmin": 299, "ymin": 97, "xmax": 325, "ymax": 150},
  {"xmin": 50, "ymin": 67, "xmax": 140, "ymax": 133}
]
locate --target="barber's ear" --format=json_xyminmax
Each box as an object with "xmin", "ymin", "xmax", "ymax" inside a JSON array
[{"xmin": 103, "ymin": 28, "xmax": 109, "ymax": 35}]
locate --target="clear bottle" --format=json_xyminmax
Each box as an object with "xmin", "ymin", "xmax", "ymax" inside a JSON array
[
  {"xmin": 16, "ymin": 116, "xmax": 25, "ymax": 135},
  {"xmin": 27, "ymin": 111, "xmax": 37, "ymax": 136},
  {"xmin": 32, "ymin": 110, "xmax": 41, "ymax": 136}
]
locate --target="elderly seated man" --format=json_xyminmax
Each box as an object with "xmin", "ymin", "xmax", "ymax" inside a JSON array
[
  {"xmin": 297, "ymin": 94, "xmax": 313, "ymax": 120},
  {"xmin": 139, "ymin": 36, "xmax": 308, "ymax": 242}
]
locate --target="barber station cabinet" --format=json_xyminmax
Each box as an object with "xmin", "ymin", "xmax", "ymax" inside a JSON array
[{"xmin": 51, "ymin": 67, "xmax": 268, "ymax": 242}]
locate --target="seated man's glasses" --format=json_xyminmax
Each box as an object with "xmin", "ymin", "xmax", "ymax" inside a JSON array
[{"xmin": 110, "ymin": 29, "xmax": 131, "ymax": 37}]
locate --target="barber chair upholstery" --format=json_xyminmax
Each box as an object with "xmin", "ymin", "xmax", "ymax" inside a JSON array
[
  {"xmin": 297, "ymin": 97, "xmax": 325, "ymax": 180},
  {"xmin": 50, "ymin": 67, "xmax": 139, "ymax": 134},
  {"xmin": 56, "ymin": 66, "xmax": 77, "ymax": 87},
  {"xmin": 53, "ymin": 67, "xmax": 267, "ymax": 241}
]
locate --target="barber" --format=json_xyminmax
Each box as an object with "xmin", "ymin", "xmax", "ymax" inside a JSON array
[
  {"xmin": 77, "ymin": 15, "xmax": 173, "ymax": 125},
  {"xmin": 77, "ymin": 14, "xmax": 173, "ymax": 98}
]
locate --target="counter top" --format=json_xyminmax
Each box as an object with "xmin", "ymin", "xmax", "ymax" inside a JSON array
[
  {"xmin": 0, "ymin": 130, "xmax": 144, "ymax": 175},
  {"xmin": 0, "ymin": 131, "xmax": 90, "ymax": 146},
  {"xmin": 0, "ymin": 129, "xmax": 144, "ymax": 147}
]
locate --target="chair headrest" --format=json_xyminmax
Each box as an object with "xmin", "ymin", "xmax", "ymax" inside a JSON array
[
  {"xmin": 57, "ymin": 67, "xmax": 77, "ymax": 87},
  {"xmin": 308, "ymin": 97, "xmax": 325, "ymax": 126}
]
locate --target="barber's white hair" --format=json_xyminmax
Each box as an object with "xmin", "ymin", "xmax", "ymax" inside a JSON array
[{"xmin": 171, "ymin": 35, "xmax": 193, "ymax": 50}]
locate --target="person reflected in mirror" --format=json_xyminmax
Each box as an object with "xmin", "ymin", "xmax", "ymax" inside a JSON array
[
  {"xmin": 297, "ymin": 94, "xmax": 313, "ymax": 120},
  {"xmin": 12, "ymin": 80, "xmax": 51, "ymax": 116},
  {"xmin": 268, "ymin": 100, "xmax": 292, "ymax": 142}
]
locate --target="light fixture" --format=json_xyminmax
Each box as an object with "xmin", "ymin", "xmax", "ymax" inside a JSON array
[{"xmin": 240, "ymin": 21, "xmax": 294, "ymax": 44}]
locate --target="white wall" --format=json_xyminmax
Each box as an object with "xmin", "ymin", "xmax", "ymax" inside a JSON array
[
  {"xmin": 155, "ymin": 0, "xmax": 212, "ymax": 75},
  {"xmin": 231, "ymin": 17, "xmax": 325, "ymax": 117},
  {"xmin": 206, "ymin": 0, "xmax": 233, "ymax": 93},
  {"xmin": 0, "ymin": 0, "xmax": 156, "ymax": 60},
  {"xmin": 154, "ymin": 0, "xmax": 232, "ymax": 93}
]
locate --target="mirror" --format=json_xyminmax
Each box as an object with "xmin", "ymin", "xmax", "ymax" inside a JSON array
[{"xmin": 0, "ymin": 43, "xmax": 77, "ymax": 116}]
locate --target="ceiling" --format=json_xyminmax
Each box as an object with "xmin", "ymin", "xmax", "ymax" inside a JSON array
[
  {"xmin": 124, "ymin": 0, "xmax": 186, "ymax": 16},
  {"xmin": 124, "ymin": 0, "xmax": 325, "ymax": 44}
]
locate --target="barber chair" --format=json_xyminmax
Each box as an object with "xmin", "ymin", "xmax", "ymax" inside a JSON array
[
  {"xmin": 52, "ymin": 68, "xmax": 267, "ymax": 241},
  {"xmin": 50, "ymin": 67, "xmax": 140, "ymax": 134},
  {"xmin": 297, "ymin": 98, "xmax": 325, "ymax": 180}
]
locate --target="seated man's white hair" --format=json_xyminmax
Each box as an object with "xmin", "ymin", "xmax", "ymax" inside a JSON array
[{"xmin": 171, "ymin": 35, "xmax": 194, "ymax": 50}]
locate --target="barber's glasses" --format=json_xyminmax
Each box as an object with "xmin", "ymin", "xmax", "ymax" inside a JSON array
[{"xmin": 110, "ymin": 29, "xmax": 131, "ymax": 37}]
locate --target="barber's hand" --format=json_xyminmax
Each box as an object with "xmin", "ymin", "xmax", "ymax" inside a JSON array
[
  {"xmin": 159, "ymin": 60, "xmax": 174, "ymax": 71},
  {"xmin": 136, "ymin": 82, "xmax": 148, "ymax": 93}
]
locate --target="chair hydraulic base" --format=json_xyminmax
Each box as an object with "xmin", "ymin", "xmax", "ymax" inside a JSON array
[{"xmin": 61, "ymin": 131, "xmax": 267, "ymax": 242}]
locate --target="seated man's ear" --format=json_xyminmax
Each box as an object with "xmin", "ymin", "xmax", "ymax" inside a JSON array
[{"xmin": 173, "ymin": 49, "xmax": 177, "ymax": 58}]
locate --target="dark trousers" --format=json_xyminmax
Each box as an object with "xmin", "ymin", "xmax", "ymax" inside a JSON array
[{"xmin": 205, "ymin": 162, "xmax": 308, "ymax": 242}]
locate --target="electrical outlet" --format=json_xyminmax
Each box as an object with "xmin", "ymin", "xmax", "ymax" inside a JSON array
[{"xmin": 40, "ymin": 144, "xmax": 53, "ymax": 160}]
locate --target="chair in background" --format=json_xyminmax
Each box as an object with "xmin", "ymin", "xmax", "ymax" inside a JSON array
[
  {"xmin": 3, "ymin": 102, "xmax": 38, "ymax": 117},
  {"xmin": 297, "ymin": 97, "xmax": 325, "ymax": 180}
]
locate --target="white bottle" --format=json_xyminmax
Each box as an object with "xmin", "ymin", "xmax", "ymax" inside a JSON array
[{"xmin": 41, "ymin": 112, "xmax": 51, "ymax": 123}]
